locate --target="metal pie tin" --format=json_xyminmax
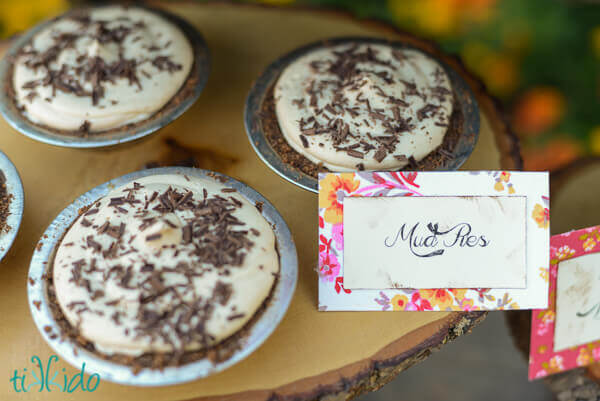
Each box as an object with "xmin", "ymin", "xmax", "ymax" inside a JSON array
[
  {"xmin": 245, "ymin": 36, "xmax": 480, "ymax": 193},
  {"xmin": 0, "ymin": 151, "xmax": 24, "ymax": 261},
  {"xmin": 28, "ymin": 167, "xmax": 297, "ymax": 386},
  {"xmin": 0, "ymin": 6, "xmax": 210, "ymax": 148}
]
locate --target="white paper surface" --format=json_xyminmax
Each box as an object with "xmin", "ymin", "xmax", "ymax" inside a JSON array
[
  {"xmin": 343, "ymin": 196, "xmax": 527, "ymax": 289},
  {"xmin": 554, "ymin": 252, "xmax": 600, "ymax": 352}
]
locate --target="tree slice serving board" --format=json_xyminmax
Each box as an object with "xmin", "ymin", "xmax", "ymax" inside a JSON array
[
  {"xmin": 506, "ymin": 157, "xmax": 600, "ymax": 401},
  {"xmin": 0, "ymin": 2, "xmax": 520, "ymax": 400}
]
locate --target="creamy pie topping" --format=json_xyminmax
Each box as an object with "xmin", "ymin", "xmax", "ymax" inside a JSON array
[
  {"xmin": 13, "ymin": 6, "xmax": 193, "ymax": 132},
  {"xmin": 53, "ymin": 174, "xmax": 279, "ymax": 356},
  {"xmin": 274, "ymin": 43, "xmax": 454, "ymax": 170}
]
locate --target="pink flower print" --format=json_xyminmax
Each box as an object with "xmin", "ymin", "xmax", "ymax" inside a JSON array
[
  {"xmin": 332, "ymin": 223, "xmax": 344, "ymax": 250},
  {"xmin": 537, "ymin": 321, "xmax": 550, "ymax": 336},
  {"xmin": 593, "ymin": 347, "xmax": 600, "ymax": 361},
  {"xmin": 549, "ymin": 355, "xmax": 564, "ymax": 371},
  {"xmin": 335, "ymin": 277, "xmax": 352, "ymax": 294},
  {"xmin": 410, "ymin": 292, "xmax": 433, "ymax": 311},
  {"xmin": 556, "ymin": 245, "xmax": 575, "ymax": 260},
  {"xmin": 319, "ymin": 251, "xmax": 340, "ymax": 282}
]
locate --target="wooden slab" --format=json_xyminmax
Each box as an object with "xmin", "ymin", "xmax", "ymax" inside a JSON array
[{"xmin": 0, "ymin": 2, "xmax": 520, "ymax": 400}]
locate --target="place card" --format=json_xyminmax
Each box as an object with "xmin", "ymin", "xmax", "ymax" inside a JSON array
[
  {"xmin": 344, "ymin": 196, "xmax": 527, "ymax": 289},
  {"xmin": 529, "ymin": 226, "xmax": 600, "ymax": 380},
  {"xmin": 318, "ymin": 171, "xmax": 549, "ymax": 312}
]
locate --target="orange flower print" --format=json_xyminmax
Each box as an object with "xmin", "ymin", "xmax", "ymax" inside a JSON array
[
  {"xmin": 537, "ymin": 345, "xmax": 548, "ymax": 354},
  {"xmin": 420, "ymin": 289, "xmax": 454, "ymax": 309},
  {"xmin": 532, "ymin": 203, "xmax": 549, "ymax": 229},
  {"xmin": 539, "ymin": 267, "xmax": 549, "ymax": 283},
  {"xmin": 583, "ymin": 237, "xmax": 597, "ymax": 252},
  {"xmin": 459, "ymin": 298, "xmax": 479, "ymax": 311},
  {"xmin": 577, "ymin": 347, "xmax": 593, "ymax": 367},
  {"xmin": 535, "ymin": 310, "xmax": 555, "ymax": 336},
  {"xmin": 493, "ymin": 172, "xmax": 515, "ymax": 193},
  {"xmin": 544, "ymin": 355, "xmax": 564, "ymax": 373},
  {"xmin": 539, "ymin": 309, "xmax": 555, "ymax": 324},
  {"xmin": 449, "ymin": 288, "xmax": 467, "ymax": 301},
  {"xmin": 319, "ymin": 173, "xmax": 360, "ymax": 224},
  {"xmin": 391, "ymin": 294, "xmax": 409, "ymax": 311}
]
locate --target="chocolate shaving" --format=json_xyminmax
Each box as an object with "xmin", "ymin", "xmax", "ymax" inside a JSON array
[
  {"xmin": 214, "ymin": 281, "xmax": 232, "ymax": 306},
  {"xmin": 152, "ymin": 56, "xmax": 182, "ymax": 73},
  {"xmin": 346, "ymin": 149, "xmax": 364, "ymax": 159},
  {"xmin": 145, "ymin": 233, "xmax": 162, "ymax": 241},
  {"xmin": 417, "ymin": 104, "xmax": 440, "ymax": 121},
  {"xmin": 227, "ymin": 313, "xmax": 245, "ymax": 321},
  {"xmin": 79, "ymin": 120, "xmax": 91, "ymax": 133},
  {"xmin": 299, "ymin": 134, "xmax": 309, "ymax": 148},
  {"xmin": 86, "ymin": 236, "xmax": 102, "ymax": 253},
  {"xmin": 85, "ymin": 208, "xmax": 99, "ymax": 216},
  {"xmin": 373, "ymin": 147, "xmax": 387, "ymax": 163}
]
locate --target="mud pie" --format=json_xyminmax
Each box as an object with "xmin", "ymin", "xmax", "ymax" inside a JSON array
[
  {"xmin": 0, "ymin": 151, "xmax": 23, "ymax": 262},
  {"xmin": 50, "ymin": 174, "xmax": 279, "ymax": 367},
  {"xmin": 246, "ymin": 38, "xmax": 479, "ymax": 191},
  {"xmin": 3, "ymin": 5, "xmax": 207, "ymax": 144}
]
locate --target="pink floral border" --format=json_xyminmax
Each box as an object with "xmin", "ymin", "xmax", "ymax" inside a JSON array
[{"xmin": 528, "ymin": 226, "xmax": 600, "ymax": 380}]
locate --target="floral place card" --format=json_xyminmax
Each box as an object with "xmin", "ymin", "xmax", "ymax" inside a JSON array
[
  {"xmin": 318, "ymin": 171, "xmax": 549, "ymax": 312},
  {"xmin": 529, "ymin": 226, "xmax": 600, "ymax": 380}
]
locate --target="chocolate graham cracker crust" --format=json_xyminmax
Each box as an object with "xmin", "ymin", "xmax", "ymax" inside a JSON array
[
  {"xmin": 4, "ymin": 6, "xmax": 201, "ymax": 138},
  {"xmin": 0, "ymin": 171, "xmax": 12, "ymax": 234},
  {"xmin": 40, "ymin": 194, "xmax": 281, "ymax": 373},
  {"xmin": 260, "ymin": 81, "xmax": 464, "ymax": 178}
]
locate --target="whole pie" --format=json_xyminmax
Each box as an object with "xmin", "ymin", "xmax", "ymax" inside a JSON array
[
  {"xmin": 51, "ymin": 173, "xmax": 279, "ymax": 364},
  {"xmin": 260, "ymin": 40, "xmax": 464, "ymax": 176},
  {"xmin": 11, "ymin": 6, "xmax": 194, "ymax": 135}
]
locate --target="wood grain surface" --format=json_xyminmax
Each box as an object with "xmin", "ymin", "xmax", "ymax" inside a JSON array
[{"xmin": 0, "ymin": 2, "xmax": 521, "ymax": 400}]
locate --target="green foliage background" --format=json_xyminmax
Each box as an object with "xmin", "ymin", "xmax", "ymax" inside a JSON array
[{"xmin": 1, "ymin": 0, "xmax": 599, "ymax": 169}]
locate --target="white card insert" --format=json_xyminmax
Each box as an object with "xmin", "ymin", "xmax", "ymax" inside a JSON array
[
  {"xmin": 343, "ymin": 195, "xmax": 527, "ymax": 289},
  {"xmin": 554, "ymin": 252, "xmax": 600, "ymax": 352}
]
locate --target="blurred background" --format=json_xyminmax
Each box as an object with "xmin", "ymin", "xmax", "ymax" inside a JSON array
[
  {"xmin": 1, "ymin": 1, "xmax": 598, "ymax": 400},
  {"xmin": 1, "ymin": 0, "xmax": 600, "ymax": 172}
]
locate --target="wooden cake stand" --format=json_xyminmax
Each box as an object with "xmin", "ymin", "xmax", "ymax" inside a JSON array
[
  {"xmin": 0, "ymin": 2, "xmax": 521, "ymax": 400},
  {"xmin": 506, "ymin": 157, "xmax": 600, "ymax": 401}
]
